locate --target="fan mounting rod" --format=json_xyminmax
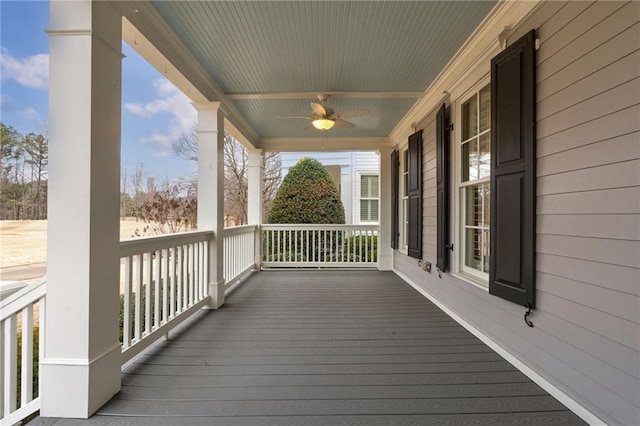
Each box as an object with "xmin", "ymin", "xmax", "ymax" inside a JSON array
[{"xmin": 317, "ymin": 94, "xmax": 329, "ymax": 103}]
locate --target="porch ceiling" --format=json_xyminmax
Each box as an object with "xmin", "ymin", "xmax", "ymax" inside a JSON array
[{"xmin": 119, "ymin": 1, "xmax": 496, "ymax": 149}]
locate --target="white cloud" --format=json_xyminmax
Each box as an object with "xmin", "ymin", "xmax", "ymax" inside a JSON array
[
  {"xmin": 125, "ymin": 78, "xmax": 196, "ymax": 156},
  {"xmin": 21, "ymin": 107, "xmax": 40, "ymax": 121},
  {"xmin": 1, "ymin": 48, "xmax": 49, "ymax": 89}
]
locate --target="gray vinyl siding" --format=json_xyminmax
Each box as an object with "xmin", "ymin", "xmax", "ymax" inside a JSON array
[{"xmin": 393, "ymin": 1, "xmax": 640, "ymax": 425}]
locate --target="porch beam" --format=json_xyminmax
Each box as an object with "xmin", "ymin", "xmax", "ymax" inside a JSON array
[
  {"xmin": 41, "ymin": 0, "xmax": 123, "ymax": 417},
  {"xmin": 259, "ymin": 137, "xmax": 391, "ymax": 153},
  {"xmin": 377, "ymin": 147, "xmax": 393, "ymax": 270},
  {"xmin": 195, "ymin": 102, "xmax": 226, "ymax": 309}
]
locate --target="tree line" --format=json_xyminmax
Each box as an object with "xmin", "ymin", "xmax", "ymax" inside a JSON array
[
  {"xmin": 0, "ymin": 123, "xmax": 48, "ymax": 220},
  {"xmin": 0, "ymin": 121, "xmax": 282, "ymax": 230}
]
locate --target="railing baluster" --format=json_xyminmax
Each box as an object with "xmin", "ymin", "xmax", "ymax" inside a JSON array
[
  {"xmin": 162, "ymin": 248, "xmax": 169, "ymax": 323},
  {"xmin": 169, "ymin": 247, "xmax": 176, "ymax": 319},
  {"xmin": 145, "ymin": 252, "xmax": 152, "ymax": 336},
  {"xmin": 3, "ymin": 315, "xmax": 17, "ymax": 416},
  {"xmin": 21, "ymin": 305, "xmax": 34, "ymax": 407},
  {"xmin": 190, "ymin": 243, "xmax": 195, "ymax": 305},
  {"xmin": 134, "ymin": 254, "xmax": 143, "ymax": 342},
  {"xmin": 154, "ymin": 250, "xmax": 161, "ymax": 330},
  {"xmin": 123, "ymin": 256, "xmax": 132, "ymax": 348},
  {"xmin": 183, "ymin": 245, "xmax": 189, "ymax": 309}
]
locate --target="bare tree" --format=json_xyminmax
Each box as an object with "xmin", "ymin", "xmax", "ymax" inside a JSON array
[
  {"xmin": 135, "ymin": 180, "xmax": 197, "ymax": 235},
  {"xmin": 172, "ymin": 126, "xmax": 281, "ymax": 226},
  {"xmin": 131, "ymin": 162, "xmax": 147, "ymax": 220}
]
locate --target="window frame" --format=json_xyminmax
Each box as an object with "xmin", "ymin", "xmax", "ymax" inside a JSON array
[
  {"xmin": 400, "ymin": 147, "xmax": 409, "ymax": 252},
  {"xmin": 453, "ymin": 78, "xmax": 492, "ymax": 286}
]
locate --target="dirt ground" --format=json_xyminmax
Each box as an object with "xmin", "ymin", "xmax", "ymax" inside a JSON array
[{"xmin": 0, "ymin": 218, "xmax": 157, "ymax": 269}]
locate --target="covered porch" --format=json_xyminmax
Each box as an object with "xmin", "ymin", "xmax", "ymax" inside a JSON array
[
  {"xmin": 31, "ymin": 270, "xmax": 584, "ymax": 425},
  {"xmin": 1, "ymin": 0, "xmax": 637, "ymax": 424}
]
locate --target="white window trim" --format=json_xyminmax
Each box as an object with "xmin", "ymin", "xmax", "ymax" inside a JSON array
[
  {"xmin": 452, "ymin": 77, "xmax": 491, "ymax": 288},
  {"xmin": 400, "ymin": 146, "xmax": 409, "ymax": 254},
  {"xmin": 357, "ymin": 172, "xmax": 379, "ymax": 224}
]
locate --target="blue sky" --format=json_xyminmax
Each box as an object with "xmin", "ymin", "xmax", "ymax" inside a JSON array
[{"xmin": 0, "ymin": 0, "xmax": 196, "ymax": 184}]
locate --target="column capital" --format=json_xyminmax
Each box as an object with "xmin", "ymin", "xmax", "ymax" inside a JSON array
[
  {"xmin": 193, "ymin": 101, "xmax": 224, "ymax": 113},
  {"xmin": 376, "ymin": 146, "xmax": 394, "ymax": 156}
]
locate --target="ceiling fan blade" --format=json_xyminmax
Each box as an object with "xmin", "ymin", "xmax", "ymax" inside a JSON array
[
  {"xmin": 310, "ymin": 102, "xmax": 327, "ymax": 116},
  {"xmin": 336, "ymin": 110, "xmax": 370, "ymax": 119},
  {"xmin": 302, "ymin": 122, "xmax": 315, "ymax": 130},
  {"xmin": 277, "ymin": 115, "xmax": 312, "ymax": 119},
  {"xmin": 333, "ymin": 119, "xmax": 356, "ymax": 129}
]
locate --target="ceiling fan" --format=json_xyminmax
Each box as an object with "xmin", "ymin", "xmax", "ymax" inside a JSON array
[{"xmin": 281, "ymin": 94, "xmax": 370, "ymax": 131}]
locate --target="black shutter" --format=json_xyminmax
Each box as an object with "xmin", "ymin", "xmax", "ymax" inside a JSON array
[
  {"xmin": 407, "ymin": 130, "xmax": 422, "ymax": 259},
  {"xmin": 390, "ymin": 149, "xmax": 399, "ymax": 249},
  {"xmin": 489, "ymin": 30, "xmax": 537, "ymax": 307},
  {"xmin": 436, "ymin": 104, "xmax": 450, "ymax": 272}
]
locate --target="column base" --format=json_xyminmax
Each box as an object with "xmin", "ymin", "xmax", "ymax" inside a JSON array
[
  {"xmin": 378, "ymin": 254, "xmax": 394, "ymax": 271},
  {"xmin": 40, "ymin": 342, "xmax": 121, "ymax": 418},
  {"xmin": 207, "ymin": 279, "xmax": 226, "ymax": 309}
]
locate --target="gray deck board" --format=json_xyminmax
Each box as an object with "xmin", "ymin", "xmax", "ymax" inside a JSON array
[{"xmin": 32, "ymin": 270, "xmax": 586, "ymax": 425}]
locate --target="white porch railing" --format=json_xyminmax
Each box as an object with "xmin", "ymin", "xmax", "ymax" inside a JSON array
[
  {"xmin": 119, "ymin": 231, "xmax": 213, "ymax": 364},
  {"xmin": 1, "ymin": 223, "xmax": 378, "ymax": 424},
  {"xmin": 222, "ymin": 225, "xmax": 258, "ymax": 290},
  {"xmin": 0, "ymin": 278, "xmax": 46, "ymax": 425},
  {"xmin": 262, "ymin": 224, "xmax": 379, "ymax": 268}
]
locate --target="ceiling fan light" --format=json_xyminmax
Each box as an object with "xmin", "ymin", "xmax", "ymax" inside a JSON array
[{"xmin": 312, "ymin": 118, "xmax": 335, "ymax": 130}]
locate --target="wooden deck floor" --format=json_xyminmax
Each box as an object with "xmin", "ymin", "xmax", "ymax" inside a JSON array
[{"xmin": 33, "ymin": 270, "xmax": 585, "ymax": 425}]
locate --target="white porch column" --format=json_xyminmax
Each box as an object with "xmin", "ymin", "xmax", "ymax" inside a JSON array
[
  {"xmin": 247, "ymin": 149, "xmax": 263, "ymax": 224},
  {"xmin": 377, "ymin": 148, "xmax": 393, "ymax": 270},
  {"xmin": 42, "ymin": 1, "xmax": 122, "ymax": 417},
  {"xmin": 247, "ymin": 149, "xmax": 264, "ymax": 269},
  {"xmin": 196, "ymin": 102, "xmax": 226, "ymax": 308}
]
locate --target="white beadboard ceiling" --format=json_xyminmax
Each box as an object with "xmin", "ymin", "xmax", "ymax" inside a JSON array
[{"xmin": 142, "ymin": 1, "xmax": 496, "ymax": 143}]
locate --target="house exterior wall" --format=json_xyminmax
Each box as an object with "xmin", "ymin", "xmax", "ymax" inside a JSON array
[
  {"xmin": 392, "ymin": 2, "xmax": 639, "ymax": 425},
  {"xmin": 279, "ymin": 151, "xmax": 379, "ymax": 224}
]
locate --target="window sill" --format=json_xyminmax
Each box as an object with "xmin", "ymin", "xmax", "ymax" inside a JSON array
[{"xmin": 451, "ymin": 272, "xmax": 489, "ymax": 292}]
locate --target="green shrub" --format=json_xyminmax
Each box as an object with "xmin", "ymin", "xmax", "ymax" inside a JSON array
[
  {"xmin": 344, "ymin": 235, "xmax": 378, "ymax": 262},
  {"xmin": 267, "ymin": 158, "xmax": 345, "ymax": 224}
]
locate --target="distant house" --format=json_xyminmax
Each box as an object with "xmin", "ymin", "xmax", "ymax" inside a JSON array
[{"xmin": 280, "ymin": 152, "xmax": 379, "ymax": 225}]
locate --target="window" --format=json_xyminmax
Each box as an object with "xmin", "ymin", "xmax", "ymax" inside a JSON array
[
  {"xmin": 458, "ymin": 84, "xmax": 491, "ymax": 280},
  {"xmin": 401, "ymin": 148, "xmax": 409, "ymax": 250},
  {"xmin": 360, "ymin": 175, "xmax": 379, "ymax": 222}
]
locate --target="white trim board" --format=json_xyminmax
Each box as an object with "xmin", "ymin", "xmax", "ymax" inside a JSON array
[{"xmin": 393, "ymin": 268, "xmax": 607, "ymax": 426}]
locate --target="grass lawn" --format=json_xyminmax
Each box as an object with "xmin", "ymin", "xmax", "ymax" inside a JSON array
[{"xmin": 0, "ymin": 218, "xmax": 158, "ymax": 269}]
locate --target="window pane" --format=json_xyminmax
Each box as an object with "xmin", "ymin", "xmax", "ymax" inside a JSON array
[
  {"xmin": 482, "ymin": 230, "xmax": 490, "ymax": 273},
  {"xmin": 465, "ymin": 228, "xmax": 482, "ymax": 271},
  {"xmin": 403, "ymin": 198, "xmax": 409, "ymax": 246},
  {"xmin": 370, "ymin": 176, "xmax": 379, "ymax": 195},
  {"xmin": 462, "ymin": 138, "xmax": 479, "ymax": 182},
  {"xmin": 462, "ymin": 94, "xmax": 478, "ymax": 140},
  {"xmin": 465, "ymin": 185, "xmax": 482, "ymax": 227},
  {"xmin": 360, "ymin": 200, "xmax": 370, "ymax": 221},
  {"xmin": 479, "ymin": 133, "xmax": 490, "ymax": 179},
  {"xmin": 371, "ymin": 200, "xmax": 379, "ymax": 221},
  {"xmin": 479, "ymin": 85, "xmax": 491, "ymax": 133},
  {"xmin": 361, "ymin": 176, "xmax": 369, "ymax": 198},
  {"xmin": 482, "ymin": 184, "xmax": 490, "ymax": 227}
]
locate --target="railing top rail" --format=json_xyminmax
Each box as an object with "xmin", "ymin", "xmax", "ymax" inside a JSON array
[
  {"xmin": 222, "ymin": 224, "xmax": 258, "ymax": 237},
  {"xmin": 0, "ymin": 277, "xmax": 47, "ymax": 320},
  {"xmin": 261, "ymin": 224, "xmax": 379, "ymax": 231},
  {"xmin": 119, "ymin": 230, "xmax": 214, "ymax": 257}
]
